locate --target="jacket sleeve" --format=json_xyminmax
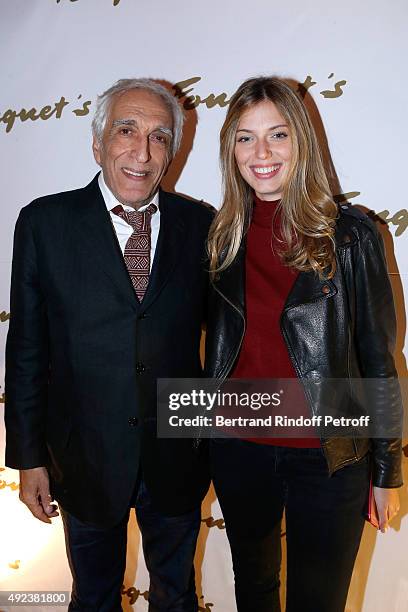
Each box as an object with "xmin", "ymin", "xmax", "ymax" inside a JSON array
[
  {"xmin": 5, "ymin": 206, "xmax": 49, "ymax": 469},
  {"xmin": 353, "ymin": 220, "xmax": 402, "ymax": 488}
]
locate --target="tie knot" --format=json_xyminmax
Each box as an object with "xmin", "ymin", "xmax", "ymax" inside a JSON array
[{"xmin": 111, "ymin": 203, "xmax": 157, "ymax": 232}]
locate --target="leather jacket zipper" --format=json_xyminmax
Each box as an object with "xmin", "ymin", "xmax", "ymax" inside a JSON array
[
  {"xmin": 213, "ymin": 283, "xmax": 246, "ymax": 382},
  {"xmin": 280, "ymin": 312, "xmax": 325, "ymax": 445}
]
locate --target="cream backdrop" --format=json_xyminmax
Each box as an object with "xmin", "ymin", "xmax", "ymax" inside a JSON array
[{"xmin": 0, "ymin": 1, "xmax": 407, "ymax": 611}]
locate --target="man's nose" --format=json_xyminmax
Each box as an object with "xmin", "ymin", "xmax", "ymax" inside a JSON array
[{"xmin": 131, "ymin": 135, "xmax": 150, "ymax": 163}]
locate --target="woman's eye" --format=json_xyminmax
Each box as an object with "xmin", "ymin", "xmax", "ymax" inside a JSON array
[
  {"xmin": 272, "ymin": 132, "xmax": 288, "ymax": 139},
  {"xmin": 119, "ymin": 128, "xmax": 132, "ymax": 135},
  {"xmin": 237, "ymin": 136, "xmax": 251, "ymax": 143}
]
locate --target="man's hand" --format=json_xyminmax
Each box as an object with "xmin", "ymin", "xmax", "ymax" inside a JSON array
[
  {"xmin": 19, "ymin": 467, "xmax": 59, "ymax": 524},
  {"xmin": 373, "ymin": 487, "xmax": 400, "ymax": 533}
]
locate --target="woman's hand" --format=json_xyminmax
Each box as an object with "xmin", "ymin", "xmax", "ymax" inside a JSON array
[{"xmin": 373, "ymin": 487, "xmax": 400, "ymax": 533}]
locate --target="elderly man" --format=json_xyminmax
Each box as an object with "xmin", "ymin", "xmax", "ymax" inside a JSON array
[{"xmin": 5, "ymin": 79, "xmax": 212, "ymax": 611}]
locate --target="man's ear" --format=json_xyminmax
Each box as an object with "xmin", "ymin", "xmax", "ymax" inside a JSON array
[{"xmin": 92, "ymin": 136, "xmax": 102, "ymax": 166}]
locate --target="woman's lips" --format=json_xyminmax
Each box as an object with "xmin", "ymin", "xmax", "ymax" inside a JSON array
[{"xmin": 250, "ymin": 164, "xmax": 281, "ymax": 179}]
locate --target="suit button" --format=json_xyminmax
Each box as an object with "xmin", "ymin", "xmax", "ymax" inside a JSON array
[
  {"xmin": 138, "ymin": 313, "xmax": 148, "ymax": 320},
  {"xmin": 322, "ymin": 285, "xmax": 331, "ymax": 294},
  {"xmin": 128, "ymin": 416, "xmax": 138, "ymax": 427},
  {"xmin": 135, "ymin": 362, "xmax": 146, "ymax": 374}
]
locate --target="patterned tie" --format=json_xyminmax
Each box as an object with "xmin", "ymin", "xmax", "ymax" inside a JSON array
[{"xmin": 111, "ymin": 203, "xmax": 158, "ymax": 301}]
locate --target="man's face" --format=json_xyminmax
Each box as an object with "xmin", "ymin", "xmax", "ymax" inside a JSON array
[{"xmin": 93, "ymin": 89, "xmax": 174, "ymax": 209}]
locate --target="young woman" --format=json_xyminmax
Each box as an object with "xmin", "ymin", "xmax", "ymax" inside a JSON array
[{"xmin": 205, "ymin": 76, "xmax": 402, "ymax": 612}]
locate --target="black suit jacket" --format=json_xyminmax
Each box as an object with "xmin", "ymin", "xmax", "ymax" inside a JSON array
[{"xmin": 5, "ymin": 175, "xmax": 212, "ymax": 527}]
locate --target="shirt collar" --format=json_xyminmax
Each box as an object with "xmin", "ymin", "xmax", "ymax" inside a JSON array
[{"xmin": 98, "ymin": 172, "xmax": 159, "ymax": 213}]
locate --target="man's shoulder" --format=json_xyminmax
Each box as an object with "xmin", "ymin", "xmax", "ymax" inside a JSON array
[
  {"xmin": 160, "ymin": 190, "xmax": 215, "ymax": 225},
  {"xmin": 20, "ymin": 175, "xmax": 99, "ymax": 220}
]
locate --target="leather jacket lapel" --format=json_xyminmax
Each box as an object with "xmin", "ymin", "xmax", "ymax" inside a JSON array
[
  {"xmin": 283, "ymin": 271, "xmax": 337, "ymax": 312},
  {"xmin": 214, "ymin": 236, "xmax": 337, "ymax": 317}
]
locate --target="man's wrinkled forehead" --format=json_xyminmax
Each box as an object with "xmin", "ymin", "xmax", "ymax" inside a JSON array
[{"xmin": 107, "ymin": 89, "xmax": 173, "ymax": 132}]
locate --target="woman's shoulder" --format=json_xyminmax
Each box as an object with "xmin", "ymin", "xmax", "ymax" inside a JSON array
[{"xmin": 335, "ymin": 202, "xmax": 380, "ymax": 247}]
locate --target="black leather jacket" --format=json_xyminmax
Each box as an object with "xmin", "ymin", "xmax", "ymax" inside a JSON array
[{"xmin": 204, "ymin": 204, "xmax": 402, "ymax": 488}]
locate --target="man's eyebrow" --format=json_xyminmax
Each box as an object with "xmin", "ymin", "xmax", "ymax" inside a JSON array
[
  {"xmin": 155, "ymin": 127, "xmax": 173, "ymax": 138},
  {"xmin": 110, "ymin": 120, "xmax": 173, "ymax": 138},
  {"xmin": 112, "ymin": 119, "xmax": 136, "ymax": 127}
]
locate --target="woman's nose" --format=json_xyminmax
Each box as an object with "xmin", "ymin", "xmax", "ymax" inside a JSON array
[{"xmin": 255, "ymin": 138, "xmax": 272, "ymax": 159}]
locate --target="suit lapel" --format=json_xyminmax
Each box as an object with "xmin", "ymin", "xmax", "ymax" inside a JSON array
[
  {"xmin": 75, "ymin": 175, "xmax": 139, "ymax": 312},
  {"xmin": 140, "ymin": 190, "xmax": 186, "ymax": 312}
]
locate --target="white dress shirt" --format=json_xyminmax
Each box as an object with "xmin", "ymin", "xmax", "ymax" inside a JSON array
[{"xmin": 98, "ymin": 173, "xmax": 160, "ymax": 272}]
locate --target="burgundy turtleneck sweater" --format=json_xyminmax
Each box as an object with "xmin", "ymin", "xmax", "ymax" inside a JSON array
[{"xmin": 231, "ymin": 195, "xmax": 320, "ymax": 447}]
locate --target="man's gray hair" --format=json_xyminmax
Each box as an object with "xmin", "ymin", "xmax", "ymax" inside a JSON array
[{"xmin": 92, "ymin": 78, "xmax": 184, "ymax": 157}]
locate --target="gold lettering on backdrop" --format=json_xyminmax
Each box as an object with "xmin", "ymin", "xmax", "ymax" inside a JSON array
[
  {"xmin": 0, "ymin": 311, "xmax": 10, "ymax": 322},
  {"xmin": 298, "ymin": 75, "xmax": 317, "ymax": 98},
  {"xmin": 201, "ymin": 516, "xmax": 226, "ymax": 530},
  {"xmin": 320, "ymin": 80, "xmax": 347, "ymax": 98},
  {"xmin": 198, "ymin": 596, "xmax": 214, "ymax": 611},
  {"xmin": 373, "ymin": 209, "xmax": 408, "ymax": 237},
  {"xmin": 121, "ymin": 585, "xmax": 213, "ymax": 609},
  {"xmin": 0, "ymin": 95, "xmax": 93, "ymax": 133},
  {"xmin": 298, "ymin": 73, "xmax": 347, "ymax": 99},
  {"xmin": 1, "ymin": 83, "xmax": 404, "ymax": 238},
  {"xmin": 72, "ymin": 94, "xmax": 92, "ymax": 116},
  {"xmin": 0, "ymin": 480, "xmax": 19, "ymax": 491},
  {"xmin": 0, "ymin": 74, "xmax": 348, "ymax": 135},
  {"xmin": 320, "ymin": 72, "xmax": 347, "ymax": 98},
  {"xmin": 0, "ymin": 468, "xmax": 19, "ymax": 492},
  {"xmin": 8, "ymin": 560, "xmax": 20, "ymax": 570},
  {"xmin": 174, "ymin": 77, "xmax": 231, "ymax": 110},
  {"xmin": 403, "ymin": 444, "xmax": 408, "ymax": 457},
  {"xmin": 0, "ymin": 97, "xmax": 70, "ymax": 133},
  {"xmin": 334, "ymin": 192, "xmax": 408, "ymax": 237},
  {"xmin": 298, "ymin": 73, "xmax": 348, "ymax": 98},
  {"xmin": 121, "ymin": 586, "xmax": 149, "ymax": 605},
  {"xmin": 333, "ymin": 191, "xmax": 361, "ymax": 203}
]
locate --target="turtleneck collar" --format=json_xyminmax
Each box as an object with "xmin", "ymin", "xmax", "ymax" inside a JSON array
[{"xmin": 252, "ymin": 194, "xmax": 281, "ymax": 227}]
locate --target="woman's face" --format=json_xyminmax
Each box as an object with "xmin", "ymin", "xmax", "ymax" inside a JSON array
[{"xmin": 234, "ymin": 100, "xmax": 292, "ymax": 201}]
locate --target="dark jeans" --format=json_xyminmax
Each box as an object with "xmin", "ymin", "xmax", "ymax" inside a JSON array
[
  {"xmin": 210, "ymin": 440, "xmax": 370, "ymax": 612},
  {"xmin": 61, "ymin": 479, "xmax": 201, "ymax": 612}
]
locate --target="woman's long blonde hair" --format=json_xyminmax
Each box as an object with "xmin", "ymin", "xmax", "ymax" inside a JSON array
[{"xmin": 208, "ymin": 76, "xmax": 338, "ymax": 278}]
